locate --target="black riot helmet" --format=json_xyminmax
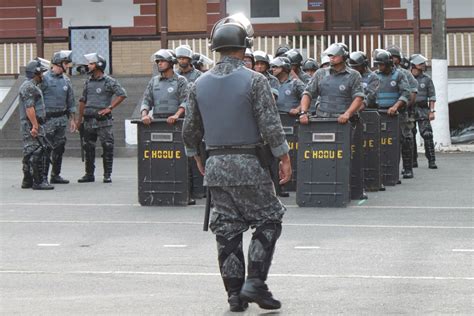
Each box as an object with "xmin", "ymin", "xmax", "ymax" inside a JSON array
[
  {"xmin": 373, "ymin": 49, "xmax": 393, "ymax": 66},
  {"xmin": 323, "ymin": 43, "xmax": 349, "ymax": 59},
  {"xmin": 209, "ymin": 13, "xmax": 253, "ymax": 52},
  {"xmin": 284, "ymin": 49, "xmax": 303, "ymax": 66},
  {"xmin": 51, "ymin": 50, "xmax": 73, "ymax": 65},
  {"xmin": 302, "ymin": 58, "xmax": 319, "ymax": 71},
  {"xmin": 410, "ymin": 53, "xmax": 428, "ymax": 66},
  {"xmin": 400, "ymin": 56, "xmax": 411, "ymax": 69},
  {"xmin": 275, "ymin": 45, "xmax": 290, "ymax": 57},
  {"xmin": 270, "ymin": 56, "xmax": 291, "ymax": 72},
  {"xmin": 385, "ymin": 45, "xmax": 402, "ymax": 59},
  {"xmin": 152, "ymin": 49, "xmax": 177, "ymax": 64},
  {"xmin": 84, "ymin": 53, "xmax": 107, "ymax": 72},
  {"xmin": 253, "ymin": 50, "xmax": 270, "ymax": 66},
  {"xmin": 348, "ymin": 51, "xmax": 368, "ymax": 67},
  {"xmin": 25, "ymin": 57, "xmax": 50, "ymax": 79}
]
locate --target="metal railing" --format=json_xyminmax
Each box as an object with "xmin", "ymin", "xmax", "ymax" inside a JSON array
[{"xmin": 1, "ymin": 31, "xmax": 473, "ymax": 74}]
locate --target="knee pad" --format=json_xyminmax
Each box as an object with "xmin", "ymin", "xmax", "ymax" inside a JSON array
[
  {"xmin": 83, "ymin": 142, "xmax": 95, "ymax": 153},
  {"xmin": 53, "ymin": 143, "xmax": 65, "ymax": 156},
  {"xmin": 102, "ymin": 141, "xmax": 114, "ymax": 152},
  {"xmin": 252, "ymin": 222, "xmax": 282, "ymax": 250},
  {"xmin": 421, "ymin": 130, "xmax": 433, "ymax": 140}
]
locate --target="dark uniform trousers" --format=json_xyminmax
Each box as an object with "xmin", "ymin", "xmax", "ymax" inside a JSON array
[
  {"xmin": 413, "ymin": 103, "xmax": 436, "ymax": 163},
  {"xmin": 82, "ymin": 116, "xmax": 114, "ymax": 177}
]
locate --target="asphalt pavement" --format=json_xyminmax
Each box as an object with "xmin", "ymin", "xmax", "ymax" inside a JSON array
[{"xmin": 1, "ymin": 153, "xmax": 473, "ymax": 315}]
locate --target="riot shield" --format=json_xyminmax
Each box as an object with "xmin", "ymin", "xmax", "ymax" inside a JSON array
[
  {"xmin": 279, "ymin": 113, "xmax": 299, "ymax": 191},
  {"xmin": 297, "ymin": 118, "xmax": 351, "ymax": 207},
  {"xmin": 379, "ymin": 111, "xmax": 400, "ymax": 186},
  {"xmin": 360, "ymin": 109, "xmax": 382, "ymax": 191},
  {"xmin": 133, "ymin": 119, "xmax": 189, "ymax": 206},
  {"xmin": 350, "ymin": 116, "xmax": 365, "ymax": 200}
]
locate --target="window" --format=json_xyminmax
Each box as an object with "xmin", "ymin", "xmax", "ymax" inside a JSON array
[{"xmin": 251, "ymin": 0, "xmax": 279, "ymax": 18}]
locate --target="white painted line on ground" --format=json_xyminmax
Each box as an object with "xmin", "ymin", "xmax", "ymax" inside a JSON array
[
  {"xmin": 294, "ymin": 246, "xmax": 320, "ymax": 249},
  {"xmin": 0, "ymin": 220, "xmax": 472, "ymax": 230},
  {"xmin": 1, "ymin": 203, "xmax": 473, "ymax": 210},
  {"xmin": 452, "ymin": 249, "xmax": 474, "ymax": 252},
  {"xmin": 163, "ymin": 245, "xmax": 187, "ymax": 248},
  {"xmin": 0, "ymin": 270, "xmax": 472, "ymax": 281},
  {"xmin": 37, "ymin": 244, "xmax": 60, "ymax": 247}
]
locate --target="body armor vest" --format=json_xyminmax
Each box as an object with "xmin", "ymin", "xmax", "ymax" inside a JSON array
[
  {"xmin": 152, "ymin": 77, "xmax": 180, "ymax": 115},
  {"xmin": 376, "ymin": 70, "xmax": 400, "ymax": 108},
  {"xmin": 277, "ymin": 79, "xmax": 300, "ymax": 112},
  {"xmin": 85, "ymin": 77, "xmax": 113, "ymax": 111},
  {"xmin": 319, "ymin": 69, "xmax": 354, "ymax": 114},
  {"xmin": 415, "ymin": 74, "xmax": 431, "ymax": 103},
  {"xmin": 179, "ymin": 69, "xmax": 200, "ymax": 83},
  {"xmin": 42, "ymin": 72, "xmax": 69, "ymax": 112},
  {"xmin": 195, "ymin": 67, "xmax": 260, "ymax": 146},
  {"xmin": 362, "ymin": 71, "xmax": 377, "ymax": 108}
]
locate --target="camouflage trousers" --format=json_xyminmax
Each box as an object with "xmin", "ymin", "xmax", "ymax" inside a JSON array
[
  {"xmin": 399, "ymin": 111, "xmax": 415, "ymax": 170},
  {"xmin": 209, "ymin": 183, "xmax": 285, "ymax": 287}
]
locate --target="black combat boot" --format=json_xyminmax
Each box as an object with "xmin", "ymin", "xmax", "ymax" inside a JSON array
[
  {"xmin": 21, "ymin": 158, "xmax": 33, "ymax": 189},
  {"xmin": 103, "ymin": 149, "xmax": 113, "ymax": 183},
  {"xmin": 412, "ymin": 128, "xmax": 418, "ymax": 168},
  {"xmin": 50, "ymin": 148, "xmax": 69, "ymax": 184},
  {"xmin": 32, "ymin": 156, "xmax": 54, "ymax": 190},
  {"xmin": 401, "ymin": 139, "xmax": 414, "ymax": 179},
  {"xmin": 78, "ymin": 148, "xmax": 95, "ymax": 183},
  {"xmin": 241, "ymin": 223, "xmax": 282, "ymax": 310},
  {"xmin": 425, "ymin": 138, "xmax": 438, "ymax": 169},
  {"xmin": 224, "ymin": 278, "xmax": 248, "ymax": 312}
]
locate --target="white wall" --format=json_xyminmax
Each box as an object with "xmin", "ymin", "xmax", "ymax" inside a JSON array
[
  {"xmin": 57, "ymin": 0, "xmax": 141, "ymax": 28},
  {"xmin": 402, "ymin": 0, "xmax": 474, "ymax": 20},
  {"xmin": 226, "ymin": 0, "xmax": 310, "ymax": 24}
]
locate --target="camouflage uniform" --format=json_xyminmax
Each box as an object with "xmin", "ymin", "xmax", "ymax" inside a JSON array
[
  {"xmin": 182, "ymin": 56, "xmax": 289, "ymax": 295},
  {"xmin": 176, "ymin": 67, "xmax": 202, "ymax": 84},
  {"xmin": 40, "ymin": 70, "xmax": 75, "ymax": 181},
  {"xmin": 80, "ymin": 74, "xmax": 127, "ymax": 179},
  {"xmin": 18, "ymin": 79, "xmax": 46, "ymax": 186},
  {"xmin": 413, "ymin": 72, "xmax": 437, "ymax": 165}
]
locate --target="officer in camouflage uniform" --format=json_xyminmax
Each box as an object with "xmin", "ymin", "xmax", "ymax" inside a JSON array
[
  {"xmin": 253, "ymin": 50, "xmax": 279, "ymax": 93},
  {"xmin": 40, "ymin": 50, "xmax": 75, "ymax": 184},
  {"xmin": 284, "ymin": 49, "xmax": 312, "ymax": 84},
  {"xmin": 76, "ymin": 53, "xmax": 127, "ymax": 183},
  {"xmin": 302, "ymin": 58, "xmax": 319, "ymax": 77},
  {"xmin": 175, "ymin": 45, "xmax": 202, "ymax": 83},
  {"xmin": 348, "ymin": 51, "xmax": 380, "ymax": 109},
  {"xmin": 182, "ymin": 13, "xmax": 291, "ymax": 312},
  {"xmin": 373, "ymin": 49, "xmax": 413, "ymax": 178},
  {"xmin": 299, "ymin": 43, "xmax": 365, "ymax": 124},
  {"xmin": 19, "ymin": 58, "xmax": 53, "ymax": 190},
  {"xmin": 140, "ymin": 49, "xmax": 195, "ymax": 205},
  {"xmin": 271, "ymin": 56, "xmax": 305, "ymax": 115},
  {"xmin": 243, "ymin": 48, "xmax": 255, "ymax": 69},
  {"xmin": 410, "ymin": 53, "xmax": 438, "ymax": 169}
]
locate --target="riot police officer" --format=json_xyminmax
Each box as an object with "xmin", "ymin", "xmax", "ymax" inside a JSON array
[
  {"xmin": 275, "ymin": 45, "xmax": 290, "ymax": 57},
  {"xmin": 348, "ymin": 51, "xmax": 380, "ymax": 109},
  {"xmin": 243, "ymin": 48, "xmax": 255, "ymax": 69},
  {"xmin": 182, "ymin": 13, "xmax": 291, "ymax": 312},
  {"xmin": 175, "ymin": 45, "xmax": 202, "ymax": 83},
  {"xmin": 284, "ymin": 49, "xmax": 312, "ymax": 84},
  {"xmin": 75, "ymin": 53, "xmax": 127, "ymax": 183},
  {"xmin": 253, "ymin": 50, "xmax": 280, "ymax": 92},
  {"xmin": 299, "ymin": 43, "xmax": 365, "ymax": 124},
  {"xmin": 373, "ymin": 49, "xmax": 413, "ymax": 178},
  {"xmin": 19, "ymin": 58, "xmax": 53, "ymax": 190},
  {"xmin": 271, "ymin": 56, "xmax": 305, "ymax": 115},
  {"xmin": 302, "ymin": 58, "xmax": 319, "ymax": 77},
  {"xmin": 140, "ymin": 49, "xmax": 195, "ymax": 204},
  {"xmin": 410, "ymin": 54, "xmax": 438, "ymax": 169},
  {"xmin": 41, "ymin": 50, "xmax": 76, "ymax": 184}
]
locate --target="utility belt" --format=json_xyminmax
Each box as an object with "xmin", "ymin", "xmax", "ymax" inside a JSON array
[
  {"xmin": 46, "ymin": 110, "xmax": 68, "ymax": 118},
  {"xmin": 84, "ymin": 113, "xmax": 112, "ymax": 121},
  {"xmin": 207, "ymin": 144, "xmax": 273, "ymax": 169}
]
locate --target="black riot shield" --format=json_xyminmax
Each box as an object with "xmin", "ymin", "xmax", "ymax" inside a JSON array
[
  {"xmin": 279, "ymin": 113, "xmax": 299, "ymax": 191},
  {"xmin": 296, "ymin": 118, "xmax": 351, "ymax": 207},
  {"xmin": 350, "ymin": 116, "xmax": 365, "ymax": 200},
  {"xmin": 378, "ymin": 111, "xmax": 400, "ymax": 186},
  {"xmin": 133, "ymin": 119, "xmax": 189, "ymax": 206},
  {"xmin": 360, "ymin": 109, "xmax": 382, "ymax": 191}
]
